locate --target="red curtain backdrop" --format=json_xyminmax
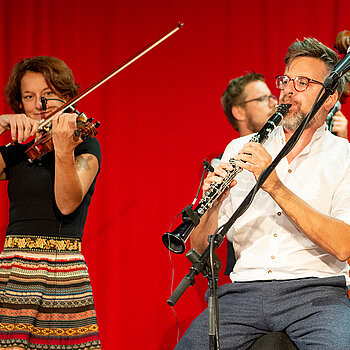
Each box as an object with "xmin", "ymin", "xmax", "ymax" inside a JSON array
[{"xmin": 1, "ymin": 1, "xmax": 350, "ymax": 349}]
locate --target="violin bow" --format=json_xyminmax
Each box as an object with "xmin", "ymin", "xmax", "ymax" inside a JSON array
[{"xmin": 39, "ymin": 22, "xmax": 184, "ymax": 130}]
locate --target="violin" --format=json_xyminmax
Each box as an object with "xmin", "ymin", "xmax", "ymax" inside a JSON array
[
  {"xmin": 7, "ymin": 22, "xmax": 183, "ymax": 162},
  {"xmin": 25, "ymin": 103, "xmax": 100, "ymax": 162}
]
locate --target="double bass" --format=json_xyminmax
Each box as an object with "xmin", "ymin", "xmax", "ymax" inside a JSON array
[{"xmin": 334, "ymin": 30, "xmax": 350, "ymax": 104}]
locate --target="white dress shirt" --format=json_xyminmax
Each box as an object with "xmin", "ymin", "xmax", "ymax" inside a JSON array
[{"xmin": 219, "ymin": 124, "xmax": 350, "ymax": 284}]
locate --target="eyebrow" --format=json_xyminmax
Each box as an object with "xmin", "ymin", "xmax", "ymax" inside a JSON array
[{"xmin": 22, "ymin": 87, "xmax": 52, "ymax": 94}]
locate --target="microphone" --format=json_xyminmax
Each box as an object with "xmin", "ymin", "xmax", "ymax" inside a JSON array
[
  {"xmin": 40, "ymin": 96, "xmax": 47, "ymax": 111},
  {"xmin": 191, "ymin": 160, "xmax": 214, "ymax": 206},
  {"xmin": 324, "ymin": 46, "xmax": 350, "ymax": 90},
  {"xmin": 40, "ymin": 97, "xmax": 75, "ymax": 113},
  {"xmin": 203, "ymin": 160, "xmax": 214, "ymax": 173}
]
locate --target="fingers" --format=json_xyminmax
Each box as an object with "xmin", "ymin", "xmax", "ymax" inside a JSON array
[
  {"xmin": 235, "ymin": 142, "xmax": 267, "ymax": 164},
  {"xmin": 203, "ymin": 142, "xmax": 273, "ymax": 197},
  {"xmin": 234, "ymin": 142, "xmax": 272, "ymax": 177},
  {"xmin": 331, "ymin": 114, "xmax": 347, "ymax": 126},
  {"xmin": 203, "ymin": 162, "xmax": 234, "ymax": 192},
  {"xmin": 51, "ymin": 113, "xmax": 82, "ymax": 153},
  {"xmin": 52, "ymin": 112, "xmax": 76, "ymax": 129},
  {"xmin": 331, "ymin": 113, "xmax": 348, "ymax": 136},
  {"xmin": 238, "ymin": 142, "xmax": 267, "ymax": 159},
  {"xmin": 52, "ymin": 113, "xmax": 78, "ymax": 140},
  {"xmin": 6, "ymin": 114, "xmax": 39, "ymax": 143},
  {"xmin": 202, "ymin": 162, "xmax": 237, "ymax": 207}
]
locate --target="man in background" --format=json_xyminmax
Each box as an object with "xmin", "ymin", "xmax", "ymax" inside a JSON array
[{"xmin": 221, "ymin": 72, "xmax": 277, "ymax": 139}]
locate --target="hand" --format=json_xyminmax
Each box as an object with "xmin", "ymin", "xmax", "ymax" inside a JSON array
[
  {"xmin": 0, "ymin": 114, "xmax": 39, "ymax": 143},
  {"xmin": 331, "ymin": 111, "xmax": 348, "ymax": 139},
  {"xmin": 202, "ymin": 162, "xmax": 237, "ymax": 207},
  {"xmin": 51, "ymin": 112, "xmax": 83, "ymax": 157},
  {"xmin": 234, "ymin": 142, "xmax": 280, "ymax": 193}
]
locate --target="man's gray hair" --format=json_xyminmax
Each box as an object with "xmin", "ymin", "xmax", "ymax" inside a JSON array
[{"xmin": 285, "ymin": 38, "xmax": 344, "ymax": 97}]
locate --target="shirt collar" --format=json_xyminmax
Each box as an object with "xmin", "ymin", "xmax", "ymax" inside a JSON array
[
  {"xmin": 274, "ymin": 123, "xmax": 327, "ymax": 158},
  {"xmin": 277, "ymin": 122, "xmax": 327, "ymax": 142}
]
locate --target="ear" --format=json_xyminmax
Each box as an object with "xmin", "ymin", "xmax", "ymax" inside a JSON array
[
  {"xmin": 231, "ymin": 105, "xmax": 247, "ymax": 121},
  {"xmin": 323, "ymin": 91, "xmax": 339, "ymax": 112}
]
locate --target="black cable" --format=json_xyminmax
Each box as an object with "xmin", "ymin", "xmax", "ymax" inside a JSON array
[
  {"xmin": 191, "ymin": 159, "xmax": 214, "ymax": 206},
  {"xmin": 40, "ymin": 97, "xmax": 77, "ymax": 113},
  {"xmin": 167, "ymin": 159, "xmax": 214, "ymax": 341}
]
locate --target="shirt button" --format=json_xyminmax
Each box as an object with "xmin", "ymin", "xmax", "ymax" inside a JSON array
[
  {"xmin": 271, "ymin": 255, "xmax": 275, "ymax": 259},
  {"xmin": 277, "ymin": 212, "xmax": 282, "ymax": 216},
  {"xmin": 288, "ymin": 169, "xmax": 292, "ymax": 173},
  {"xmin": 268, "ymin": 270, "xmax": 272, "ymax": 274},
  {"xmin": 273, "ymin": 233, "xmax": 278, "ymax": 237}
]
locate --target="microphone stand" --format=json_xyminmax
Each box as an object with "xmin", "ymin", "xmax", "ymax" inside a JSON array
[
  {"xmin": 168, "ymin": 237, "xmax": 222, "ymax": 350},
  {"xmin": 169, "ymin": 78, "xmax": 341, "ymax": 349}
]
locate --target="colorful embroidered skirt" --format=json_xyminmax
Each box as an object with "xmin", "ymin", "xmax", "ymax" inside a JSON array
[{"xmin": 0, "ymin": 235, "xmax": 101, "ymax": 349}]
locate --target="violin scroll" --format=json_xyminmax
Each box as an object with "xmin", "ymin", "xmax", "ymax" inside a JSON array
[{"xmin": 74, "ymin": 113, "xmax": 100, "ymax": 141}]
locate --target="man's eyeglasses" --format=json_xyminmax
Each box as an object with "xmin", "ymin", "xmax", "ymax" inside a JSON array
[
  {"xmin": 238, "ymin": 94, "xmax": 277, "ymax": 106},
  {"xmin": 275, "ymin": 75, "xmax": 323, "ymax": 92}
]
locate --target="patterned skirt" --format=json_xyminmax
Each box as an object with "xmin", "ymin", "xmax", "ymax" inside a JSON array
[{"xmin": 0, "ymin": 235, "xmax": 101, "ymax": 349}]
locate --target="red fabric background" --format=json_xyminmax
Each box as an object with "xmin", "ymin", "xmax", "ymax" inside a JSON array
[{"xmin": 1, "ymin": 1, "xmax": 349, "ymax": 349}]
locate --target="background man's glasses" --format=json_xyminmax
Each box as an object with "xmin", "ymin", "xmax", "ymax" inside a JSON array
[
  {"xmin": 239, "ymin": 94, "xmax": 277, "ymax": 106},
  {"xmin": 275, "ymin": 75, "xmax": 323, "ymax": 92}
]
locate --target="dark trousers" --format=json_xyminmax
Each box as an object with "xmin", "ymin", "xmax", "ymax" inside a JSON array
[{"xmin": 175, "ymin": 276, "xmax": 350, "ymax": 350}]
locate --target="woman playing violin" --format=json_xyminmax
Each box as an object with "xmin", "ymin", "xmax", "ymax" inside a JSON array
[{"xmin": 0, "ymin": 56, "xmax": 101, "ymax": 349}]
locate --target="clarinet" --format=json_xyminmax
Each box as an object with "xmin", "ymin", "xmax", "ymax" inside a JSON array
[{"xmin": 162, "ymin": 103, "xmax": 291, "ymax": 254}]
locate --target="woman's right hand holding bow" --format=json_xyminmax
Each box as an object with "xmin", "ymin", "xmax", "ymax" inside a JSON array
[{"xmin": 0, "ymin": 114, "xmax": 39, "ymax": 144}]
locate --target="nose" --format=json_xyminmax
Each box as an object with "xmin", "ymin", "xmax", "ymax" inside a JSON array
[
  {"xmin": 282, "ymin": 79, "xmax": 296, "ymax": 94},
  {"xmin": 34, "ymin": 96, "xmax": 43, "ymax": 110}
]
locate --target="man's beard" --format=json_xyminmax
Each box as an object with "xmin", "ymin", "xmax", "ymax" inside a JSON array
[
  {"xmin": 279, "ymin": 99, "xmax": 319, "ymax": 132},
  {"xmin": 246, "ymin": 113, "xmax": 264, "ymax": 133},
  {"xmin": 280, "ymin": 110, "xmax": 306, "ymax": 131},
  {"xmin": 281, "ymin": 108, "xmax": 320, "ymax": 132}
]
